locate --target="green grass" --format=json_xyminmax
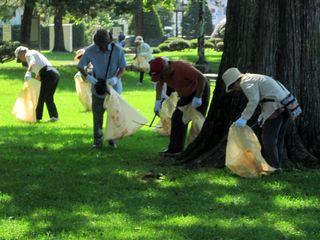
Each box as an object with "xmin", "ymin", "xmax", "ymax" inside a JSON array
[{"xmin": 0, "ymin": 49, "xmax": 319, "ymax": 240}]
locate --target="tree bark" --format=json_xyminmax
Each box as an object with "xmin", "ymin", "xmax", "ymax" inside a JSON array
[
  {"xmin": 53, "ymin": 4, "xmax": 65, "ymax": 51},
  {"xmin": 179, "ymin": 0, "xmax": 320, "ymax": 169},
  {"xmin": 134, "ymin": 0, "xmax": 144, "ymax": 36},
  {"xmin": 20, "ymin": 0, "xmax": 36, "ymax": 46}
]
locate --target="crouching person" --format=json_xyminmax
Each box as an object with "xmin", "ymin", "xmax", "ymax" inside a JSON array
[
  {"xmin": 77, "ymin": 29, "xmax": 126, "ymax": 149},
  {"xmin": 222, "ymin": 67, "xmax": 300, "ymax": 169}
]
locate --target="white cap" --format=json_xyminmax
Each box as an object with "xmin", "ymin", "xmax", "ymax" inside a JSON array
[
  {"xmin": 134, "ymin": 36, "xmax": 144, "ymax": 43},
  {"xmin": 14, "ymin": 46, "xmax": 29, "ymax": 58}
]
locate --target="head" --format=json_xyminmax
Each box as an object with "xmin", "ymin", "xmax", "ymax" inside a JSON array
[
  {"xmin": 74, "ymin": 49, "xmax": 85, "ymax": 62},
  {"xmin": 222, "ymin": 67, "xmax": 244, "ymax": 92},
  {"xmin": 93, "ymin": 29, "xmax": 113, "ymax": 52},
  {"xmin": 149, "ymin": 57, "xmax": 172, "ymax": 82},
  {"xmin": 134, "ymin": 36, "xmax": 144, "ymax": 46},
  {"xmin": 15, "ymin": 46, "xmax": 29, "ymax": 63}
]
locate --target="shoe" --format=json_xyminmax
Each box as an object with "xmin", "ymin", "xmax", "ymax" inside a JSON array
[
  {"xmin": 92, "ymin": 143, "xmax": 102, "ymax": 149},
  {"xmin": 108, "ymin": 140, "xmax": 117, "ymax": 149},
  {"xmin": 46, "ymin": 117, "xmax": 59, "ymax": 122},
  {"xmin": 159, "ymin": 149, "xmax": 181, "ymax": 157}
]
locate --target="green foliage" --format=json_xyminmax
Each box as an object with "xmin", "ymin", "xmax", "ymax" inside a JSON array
[
  {"xmin": 11, "ymin": 25, "xmax": 21, "ymax": 42},
  {"xmin": 181, "ymin": 0, "xmax": 213, "ymax": 38},
  {"xmin": 156, "ymin": 6, "xmax": 173, "ymax": 27},
  {"xmin": 210, "ymin": 37, "xmax": 224, "ymax": 52},
  {"xmin": 0, "ymin": 41, "xmax": 20, "ymax": 63},
  {"xmin": 152, "ymin": 47, "xmax": 161, "ymax": 54},
  {"xmin": 72, "ymin": 23, "xmax": 85, "ymax": 49},
  {"xmin": 168, "ymin": 38, "xmax": 191, "ymax": 51},
  {"xmin": 190, "ymin": 38, "xmax": 198, "ymax": 48},
  {"xmin": 142, "ymin": 5, "xmax": 164, "ymax": 40},
  {"xmin": 158, "ymin": 42, "xmax": 170, "ymax": 52}
]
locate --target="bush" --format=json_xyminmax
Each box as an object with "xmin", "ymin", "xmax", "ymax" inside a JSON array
[
  {"xmin": 168, "ymin": 38, "xmax": 191, "ymax": 51},
  {"xmin": 143, "ymin": 5, "xmax": 164, "ymax": 40},
  {"xmin": 204, "ymin": 40, "xmax": 215, "ymax": 48},
  {"xmin": 210, "ymin": 37, "xmax": 224, "ymax": 51},
  {"xmin": 158, "ymin": 42, "xmax": 170, "ymax": 52},
  {"xmin": 189, "ymin": 39, "xmax": 198, "ymax": 48},
  {"xmin": 152, "ymin": 47, "xmax": 161, "ymax": 54},
  {"xmin": 72, "ymin": 23, "xmax": 85, "ymax": 49},
  {"xmin": 0, "ymin": 41, "xmax": 20, "ymax": 63}
]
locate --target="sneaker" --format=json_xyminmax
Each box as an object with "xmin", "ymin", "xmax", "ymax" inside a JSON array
[
  {"xmin": 159, "ymin": 149, "xmax": 181, "ymax": 157},
  {"xmin": 92, "ymin": 143, "xmax": 102, "ymax": 149},
  {"xmin": 46, "ymin": 117, "xmax": 59, "ymax": 123},
  {"xmin": 108, "ymin": 140, "xmax": 117, "ymax": 149}
]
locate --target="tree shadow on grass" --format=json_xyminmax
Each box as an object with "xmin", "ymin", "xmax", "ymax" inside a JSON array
[{"xmin": 0, "ymin": 126, "xmax": 320, "ymax": 239}]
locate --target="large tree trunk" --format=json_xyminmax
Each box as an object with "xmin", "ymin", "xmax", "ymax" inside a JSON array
[
  {"xmin": 20, "ymin": 0, "xmax": 36, "ymax": 46},
  {"xmin": 53, "ymin": 4, "xmax": 65, "ymax": 51},
  {"xmin": 134, "ymin": 0, "xmax": 144, "ymax": 36},
  {"xmin": 179, "ymin": 0, "xmax": 320, "ymax": 169}
]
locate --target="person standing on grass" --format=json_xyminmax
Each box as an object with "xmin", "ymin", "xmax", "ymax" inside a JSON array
[
  {"xmin": 222, "ymin": 67, "xmax": 300, "ymax": 169},
  {"xmin": 15, "ymin": 46, "xmax": 60, "ymax": 122},
  {"xmin": 77, "ymin": 29, "xmax": 126, "ymax": 149},
  {"xmin": 149, "ymin": 57, "xmax": 210, "ymax": 157},
  {"xmin": 134, "ymin": 36, "xmax": 153, "ymax": 85}
]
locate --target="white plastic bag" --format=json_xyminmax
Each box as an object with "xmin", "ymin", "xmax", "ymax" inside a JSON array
[
  {"xmin": 132, "ymin": 56, "xmax": 150, "ymax": 73},
  {"xmin": 74, "ymin": 72, "xmax": 92, "ymax": 111},
  {"xmin": 12, "ymin": 79, "xmax": 41, "ymax": 123},
  {"xmin": 103, "ymin": 87, "xmax": 148, "ymax": 140},
  {"xmin": 226, "ymin": 125, "xmax": 276, "ymax": 178}
]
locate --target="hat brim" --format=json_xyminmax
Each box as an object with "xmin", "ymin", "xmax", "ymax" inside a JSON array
[
  {"xmin": 74, "ymin": 53, "xmax": 84, "ymax": 62},
  {"xmin": 226, "ymin": 75, "xmax": 243, "ymax": 93}
]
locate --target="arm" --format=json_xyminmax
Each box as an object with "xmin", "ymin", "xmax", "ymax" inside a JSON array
[
  {"xmin": 195, "ymin": 75, "xmax": 206, "ymax": 98},
  {"xmin": 240, "ymin": 82, "xmax": 260, "ymax": 120},
  {"xmin": 116, "ymin": 67, "xmax": 125, "ymax": 78},
  {"xmin": 156, "ymin": 81, "xmax": 164, "ymax": 100}
]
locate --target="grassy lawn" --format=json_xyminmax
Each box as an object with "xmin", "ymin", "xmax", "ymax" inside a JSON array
[{"xmin": 0, "ymin": 49, "xmax": 319, "ymax": 240}]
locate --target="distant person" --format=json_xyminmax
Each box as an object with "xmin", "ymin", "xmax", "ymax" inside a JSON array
[
  {"xmin": 134, "ymin": 36, "xmax": 153, "ymax": 85},
  {"xmin": 77, "ymin": 29, "xmax": 126, "ymax": 149},
  {"xmin": 118, "ymin": 32, "xmax": 126, "ymax": 47},
  {"xmin": 15, "ymin": 46, "xmax": 60, "ymax": 122}
]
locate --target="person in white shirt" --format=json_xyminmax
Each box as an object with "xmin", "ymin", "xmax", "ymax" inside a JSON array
[
  {"xmin": 15, "ymin": 46, "xmax": 60, "ymax": 122},
  {"xmin": 134, "ymin": 36, "xmax": 153, "ymax": 85}
]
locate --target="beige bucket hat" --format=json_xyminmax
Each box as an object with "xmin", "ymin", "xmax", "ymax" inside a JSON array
[
  {"xmin": 74, "ymin": 49, "xmax": 85, "ymax": 62},
  {"xmin": 134, "ymin": 36, "xmax": 144, "ymax": 43},
  {"xmin": 222, "ymin": 67, "xmax": 243, "ymax": 92}
]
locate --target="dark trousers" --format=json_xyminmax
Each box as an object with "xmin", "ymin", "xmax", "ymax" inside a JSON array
[
  {"xmin": 92, "ymin": 94, "xmax": 105, "ymax": 145},
  {"xmin": 168, "ymin": 81, "xmax": 210, "ymax": 153},
  {"xmin": 262, "ymin": 111, "xmax": 290, "ymax": 169},
  {"xmin": 36, "ymin": 66, "xmax": 59, "ymax": 120},
  {"xmin": 139, "ymin": 72, "xmax": 144, "ymax": 83}
]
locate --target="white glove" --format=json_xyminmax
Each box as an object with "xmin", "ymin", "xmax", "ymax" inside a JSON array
[
  {"xmin": 24, "ymin": 71, "xmax": 32, "ymax": 81},
  {"xmin": 107, "ymin": 76, "xmax": 118, "ymax": 86},
  {"xmin": 191, "ymin": 97, "xmax": 202, "ymax": 108},
  {"xmin": 86, "ymin": 75, "xmax": 98, "ymax": 84},
  {"xmin": 234, "ymin": 117, "xmax": 247, "ymax": 127},
  {"xmin": 154, "ymin": 100, "xmax": 162, "ymax": 114}
]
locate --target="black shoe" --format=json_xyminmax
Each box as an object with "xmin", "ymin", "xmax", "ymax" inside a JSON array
[
  {"xmin": 108, "ymin": 140, "xmax": 117, "ymax": 149},
  {"xmin": 159, "ymin": 149, "xmax": 181, "ymax": 157}
]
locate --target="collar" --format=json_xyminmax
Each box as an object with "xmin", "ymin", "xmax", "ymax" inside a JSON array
[{"xmin": 94, "ymin": 43, "xmax": 113, "ymax": 53}]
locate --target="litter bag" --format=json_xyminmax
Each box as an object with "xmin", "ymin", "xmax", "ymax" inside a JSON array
[
  {"xmin": 132, "ymin": 56, "xmax": 150, "ymax": 73},
  {"xmin": 154, "ymin": 93, "xmax": 178, "ymax": 136},
  {"xmin": 74, "ymin": 72, "xmax": 92, "ymax": 111},
  {"xmin": 12, "ymin": 79, "xmax": 41, "ymax": 123},
  {"xmin": 103, "ymin": 87, "xmax": 148, "ymax": 140},
  {"xmin": 178, "ymin": 105, "xmax": 205, "ymax": 144},
  {"xmin": 226, "ymin": 125, "xmax": 276, "ymax": 178}
]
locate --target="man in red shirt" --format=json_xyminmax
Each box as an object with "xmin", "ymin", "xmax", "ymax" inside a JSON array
[{"xmin": 149, "ymin": 57, "xmax": 210, "ymax": 157}]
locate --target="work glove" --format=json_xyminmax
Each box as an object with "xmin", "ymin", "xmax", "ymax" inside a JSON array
[
  {"xmin": 191, "ymin": 97, "xmax": 202, "ymax": 108},
  {"xmin": 234, "ymin": 117, "xmax": 247, "ymax": 127},
  {"xmin": 154, "ymin": 100, "xmax": 162, "ymax": 115},
  {"xmin": 107, "ymin": 76, "xmax": 118, "ymax": 86},
  {"xmin": 86, "ymin": 75, "xmax": 98, "ymax": 84},
  {"xmin": 24, "ymin": 71, "xmax": 32, "ymax": 81}
]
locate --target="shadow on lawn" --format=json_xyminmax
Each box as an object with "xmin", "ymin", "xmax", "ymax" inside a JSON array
[{"xmin": 0, "ymin": 130, "xmax": 319, "ymax": 238}]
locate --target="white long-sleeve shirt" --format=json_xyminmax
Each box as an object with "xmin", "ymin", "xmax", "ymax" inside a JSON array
[
  {"xmin": 25, "ymin": 50, "xmax": 52, "ymax": 75},
  {"xmin": 136, "ymin": 42, "xmax": 153, "ymax": 62}
]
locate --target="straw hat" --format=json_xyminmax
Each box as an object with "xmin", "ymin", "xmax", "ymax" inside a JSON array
[
  {"xmin": 134, "ymin": 36, "xmax": 144, "ymax": 43},
  {"xmin": 74, "ymin": 49, "xmax": 85, "ymax": 62},
  {"xmin": 222, "ymin": 67, "xmax": 243, "ymax": 92}
]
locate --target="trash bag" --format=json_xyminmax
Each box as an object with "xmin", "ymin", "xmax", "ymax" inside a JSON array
[
  {"xmin": 103, "ymin": 86, "xmax": 148, "ymax": 140},
  {"xmin": 178, "ymin": 105, "xmax": 205, "ymax": 144},
  {"xmin": 132, "ymin": 56, "xmax": 150, "ymax": 73},
  {"xmin": 74, "ymin": 72, "xmax": 92, "ymax": 111},
  {"xmin": 226, "ymin": 125, "xmax": 276, "ymax": 178},
  {"xmin": 154, "ymin": 93, "xmax": 178, "ymax": 136},
  {"xmin": 12, "ymin": 79, "xmax": 41, "ymax": 123}
]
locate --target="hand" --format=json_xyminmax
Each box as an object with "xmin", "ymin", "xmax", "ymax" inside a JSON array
[
  {"xmin": 24, "ymin": 71, "xmax": 32, "ymax": 81},
  {"xmin": 107, "ymin": 76, "xmax": 118, "ymax": 86},
  {"xmin": 86, "ymin": 75, "xmax": 98, "ymax": 84},
  {"xmin": 191, "ymin": 97, "xmax": 202, "ymax": 108},
  {"xmin": 234, "ymin": 117, "xmax": 247, "ymax": 127},
  {"xmin": 154, "ymin": 100, "xmax": 162, "ymax": 115}
]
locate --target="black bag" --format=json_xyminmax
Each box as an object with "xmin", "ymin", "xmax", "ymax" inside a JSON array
[{"xmin": 94, "ymin": 43, "xmax": 114, "ymax": 95}]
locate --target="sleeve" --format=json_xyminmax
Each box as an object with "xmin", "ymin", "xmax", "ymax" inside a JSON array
[
  {"xmin": 77, "ymin": 51, "xmax": 91, "ymax": 69},
  {"xmin": 25, "ymin": 52, "xmax": 36, "ymax": 66},
  {"xmin": 240, "ymin": 81, "xmax": 260, "ymax": 120},
  {"xmin": 139, "ymin": 43, "xmax": 152, "ymax": 57},
  {"xmin": 118, "ymin": 48, "xmax": 127, "ymax": 68}
]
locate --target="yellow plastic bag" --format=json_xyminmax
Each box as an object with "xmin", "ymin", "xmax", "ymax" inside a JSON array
[
  {"xmin": 74, "ymin": 72, "xmax": 92, "ymax": 111},
  {"xmin": 132, "ymin": 56, "xmax": 150, "ymax": 73},
  {"xmin": 103, "ymin": 87, "xmax": 148, "ymax": 140},
  {"xmin": 12, "ymin": 79, "xmax": 41, "ymax": 123},
  {"xmin": 226, "ymin": 125, "xmax": 276, "ymax": 178},
  {"xmin": 178, "ymin": 105, "xmax": 205, "ymax": 144},
  {"xmin": 154, "ymin": 93, "xmax": 178, "ymax": 136}
]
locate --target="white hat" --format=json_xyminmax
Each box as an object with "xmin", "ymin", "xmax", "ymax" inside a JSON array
[
  {"xmin": 74, "ymin": 48, "xmax": 85, "ymax": 62},
  {"xmin": 134, "ymin": 36, "xmax": 144, "ymax": 43},
  {"xmin": 14, "ymin": 46, "xmax": 29, "ymax": 62},
  {"xmin": 222, "ymin": 67, "xmax": 243, "ymax": 92}
]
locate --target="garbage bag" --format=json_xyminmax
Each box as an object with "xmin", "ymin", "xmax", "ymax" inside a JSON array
[
  {"xmin": 74, "ymin": 72, "xmax": 92, "ymax": 111},
  {"xmin": 12, "ymin": 79, "xmax": 41, "ymax": 123},
  {"xmin": 154, "ymin": 93, "xmax": 178, "ymax": 136},
  {"xmin": 178, "ymin": 105, "xmax": 205, "ymax": 144},
  {"xmin": 103, "ymin": 86, "xmax": 148, "ymax": 140},
  {"xmin": 226, "ymin": 125, "xmax": 276, "ymax": 178},
  {"xmin": 132, "ymin": 56, "xmax": 150, "ymax": 73}
]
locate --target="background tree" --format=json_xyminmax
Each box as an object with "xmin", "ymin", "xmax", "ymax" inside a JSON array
[
  {"xmin": 20, "ymin": 0, "xmax": 36, "ymax": 46},
  {"xmin": 181, "ymin": 0, "xmax": 213, "ymax": 38},
  {"xmin": 179, "ymin": 0, "xmax": 320, "ymax": 169}
]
